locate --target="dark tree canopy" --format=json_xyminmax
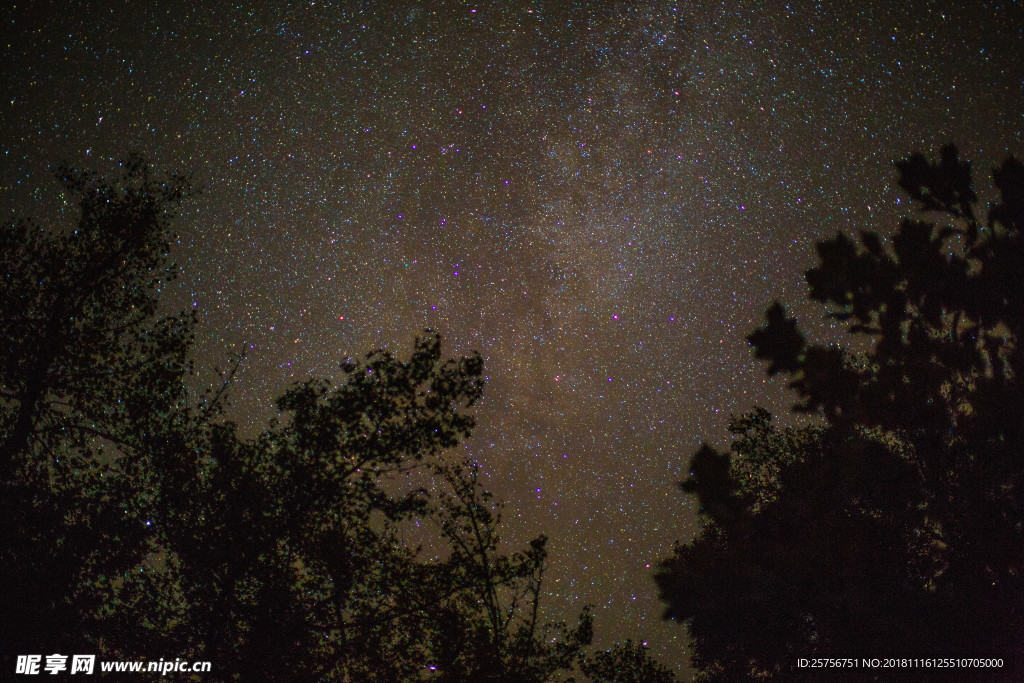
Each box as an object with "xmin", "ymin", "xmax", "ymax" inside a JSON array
[
  {"xmin": 1, "ymin": 155, "xmax": 197, "ymax": 658},
  {"xmin": 1, "ymin": 158, "xmax": 674, "ymax": 681},
  {"xmin": 657, "ymin": 145, "xmax": 1024, "ymax": 681},
  {"xmin": 581, "ymin": 640, "xmax": 678, "ymax": 683}
]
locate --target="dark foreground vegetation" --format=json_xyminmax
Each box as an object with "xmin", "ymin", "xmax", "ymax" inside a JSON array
[{"xmin": 658, "ymin": 145, "xmax": 1024, "ymax": 681}]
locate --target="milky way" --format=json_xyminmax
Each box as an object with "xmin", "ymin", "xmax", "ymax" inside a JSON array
[{"xmin": 2, "ymin": 0, "xmax": 1020, "ymax": 673}]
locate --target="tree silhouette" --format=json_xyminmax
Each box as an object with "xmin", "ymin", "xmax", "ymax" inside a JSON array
[
  {"xmin": 1, "ymin": 158, "xmax": 673, "ymax": 681},
  {"xmin": 657, "ymin": 145, "xmax": 1024, "ymax": 680},
  {"xmin": 1, "ymin": 155, "xmax": 196, "ymax": 660},
  {"xmin": 146, "ymin": 334, "xmax": 600, "ymax": 681},
  {"xmin": 581, "ymin": 640, "xmax": 678, "ymax": 683}
]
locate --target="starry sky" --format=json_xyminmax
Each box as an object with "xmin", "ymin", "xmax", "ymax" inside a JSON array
[{"xmin": 2, "ymin": 0, "xmax": 1021, "ymax": 675}]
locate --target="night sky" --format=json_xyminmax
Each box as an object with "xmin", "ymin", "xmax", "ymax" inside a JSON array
[{"xmin": 2, "ymin": 0, "xmax": 1021, "ymax": 674}]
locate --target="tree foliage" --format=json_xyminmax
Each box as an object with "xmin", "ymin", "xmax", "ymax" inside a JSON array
[
  {"xmin": 1, "ymin": 155, "xmax": 197, "ymax": 659},
  {"xmin": 581, "ymin": 640, "xmax": 678, "ymax": 683},
  {"xmin": 1, "ymin": 158, "xmax": 673, "ymax": 681},
  {"xmin": 657, "ymin": 145, "xmax": 1024, "ymax": 680}
]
